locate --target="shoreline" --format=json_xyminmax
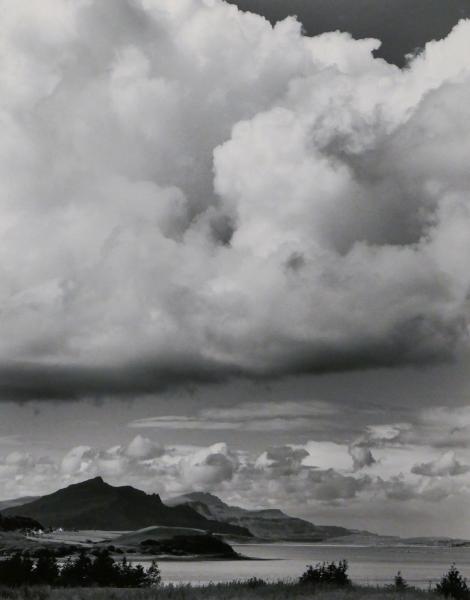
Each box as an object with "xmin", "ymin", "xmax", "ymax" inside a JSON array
[{"xmin": 119, "ymin": 552, "xmax": 264, "ymax": 562}]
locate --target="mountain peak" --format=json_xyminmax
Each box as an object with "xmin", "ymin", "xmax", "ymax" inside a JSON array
[
  {"xmin": 86, "ymin": 476, "xmax": 105, "ymax": 484},
  {"xmin": 4, "ymin": 479, "xmax": 251, "ymax": 537},
  {"xmin": 68, "ymin": 476, "xmax": 108, "ymax": 489},
  {"xmin": 185, "ymin": 492, "xmax": 224, "ymax": 505}
]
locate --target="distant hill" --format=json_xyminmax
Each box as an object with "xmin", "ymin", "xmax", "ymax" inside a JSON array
[
  {"xmin": 0, "ymin": 497, "xmax": 40, "ymax": 512},
  {"xmin": 110, "ymin": 526, "xmax": 238, "ymax": 557},
  {"xmin": 111, "ymin": 527, "xmax": 238, "ymax": 558},
  {"xmin": 4, "ymin": 478, "xmax": 251, "ymax": 536},
  {"xmin": 168, "ymin": 492, "xmax": 352, "ymax": 541},
  {"xmin": 228, "ymin": 0, "xmax": 470, "ymax": 67}
]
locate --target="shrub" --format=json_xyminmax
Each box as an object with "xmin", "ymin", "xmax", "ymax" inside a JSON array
[
  {"xmin": 436, "ymin": 564, "xmax": 470, "ymax": 600},
  {"xmin": 245, "ymin": 577, "xmax": 267, "ymax": 589},
  {"xmin": 299, "ymin": 560, "xmax": 351, "ymax": 587}
]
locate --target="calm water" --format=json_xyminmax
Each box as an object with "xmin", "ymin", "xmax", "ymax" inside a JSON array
[{"xmin": 139, "ymin": 544, "xmax": 470, "ymax": 588}]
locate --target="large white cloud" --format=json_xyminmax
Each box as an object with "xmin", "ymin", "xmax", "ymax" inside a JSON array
[{"xmin": 0, "ymin": 1, "xmax": 470, "ymax": 398}]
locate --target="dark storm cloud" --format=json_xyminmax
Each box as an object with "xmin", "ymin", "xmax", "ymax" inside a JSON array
[
  {"xmin": 0, "ymin": 360, "xmax": 230, "ymax": 401},
  {"xmin": 227, "ymin": 0, "xmax": 470, "ymax": 66},
  {"xmin": 0, "ymin": 315, "xmax": 461, "ymax": 401}
]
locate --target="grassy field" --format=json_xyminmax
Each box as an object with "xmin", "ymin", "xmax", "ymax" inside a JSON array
[
  {"xmin": 36, "ymin": 531, "xmax": 123, "ymax": 545},
  {"xmin": 0, "ymin": 582, "xmax": 437, "ymax": 600}
]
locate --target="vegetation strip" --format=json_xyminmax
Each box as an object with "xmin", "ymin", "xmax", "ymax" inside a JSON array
[{"xmin": 0, "ymin": 555, "xmax": 469, "ymax": 599}]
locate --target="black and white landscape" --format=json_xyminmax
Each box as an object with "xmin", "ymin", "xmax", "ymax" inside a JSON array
[{"xmin": 1, "ymin": 0, "xmax": 470, "ymax": 592}]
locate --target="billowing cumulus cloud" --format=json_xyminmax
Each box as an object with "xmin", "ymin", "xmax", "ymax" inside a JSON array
[
  {"xmin": 177, "ymin": 442, "xmax": 238, "ymax": 489},
  {"xmin": 255, "ymin": 446, "xmax": 309, "ymax": 475},
  {"xmin": 125, "ymin": 434, "xmax": 164, "ymax": 460},
  {"xmin": 1, "ymin": 1, "xmax": 470, "ymax": 399},
  {"xmin": 61, "ymin": 446, "xmax": 96, "ymax": 476},
  {"xmin": 356, "ymin": 407, "xmax": 470, "ymax": 450},
  {"xmin": 349, "ymin": 444, "xmax": 376, "ymax": 471},
  {"xmin": 411, "ymin": 451, "xmax": 470, "ymax": 477},
  {"xmin": 379, "ymin": 474, "xmax": 460, "ymax": 503},
  {"xmin": 60, "ymin": 434, "xmax": 167, "ymax": 483}
]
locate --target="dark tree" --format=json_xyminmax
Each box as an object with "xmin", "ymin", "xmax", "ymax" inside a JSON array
[
  {"xmin": 89, "ymin": 549, "xmax": 119, "ymax": 586},
  {"xmin": 0, "ymin": 513, "xmax": 43, "ymax": 532},
  {"xmin": 394, "ymin": 571, "xmax": 408, "ymax": 591},
  {"xmin": 33, "ymin": 549, "xmax": 59, "ymax": 585},
  {"xmin": 436, "ymin": 565, "xmax": 470, "ymax": 600},
  {"xmin": 0, "ymin": 552, "xmax": 34, "ymax": 586},
  {"xmin": 60, "ymin": 549, "xmax": 93, "ymax": 587},
  {"xmin": 146, "ymin": 560, "xmax": 162, "ymax": 588},
  {"xmin": 116, "ymin": 557, "xmax": 145, "ymax": 587}
]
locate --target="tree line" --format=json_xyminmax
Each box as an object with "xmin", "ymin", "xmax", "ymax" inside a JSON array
[
  {"xmin": 0, "ymin": 548, "xmax": 161, "ymax": 588},
  {"xmin": 0, "ymin": 552, "xmax": 468, "ymax": 598},
  {"xmin": 0, "ymin": 513, "xmax": 43, "ymax": 532}
]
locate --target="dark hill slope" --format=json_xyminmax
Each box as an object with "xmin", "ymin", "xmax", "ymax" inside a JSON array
[
  {"xmin": 0, "ymin": 514, "xmax": 43, "ymax": 532},
  {"xmin": 229, "ymin": 0, "xmax": 470, "ymax": 67},
  {"xmin": 168, "ymin": 492, "xmax": 352, "ymax": 541},
  {"xmin": 4, "ymin": 478, "xmax": 251, "ymax": 536}
]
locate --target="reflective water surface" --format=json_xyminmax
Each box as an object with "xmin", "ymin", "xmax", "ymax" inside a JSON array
[{"xmin": 136, "ymin": 543, "xmax": 470, "ymax": 588}]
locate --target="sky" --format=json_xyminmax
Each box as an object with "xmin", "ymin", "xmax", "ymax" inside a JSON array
[
  {"xmin": 229, "ymin": 0, "xmax": 470, "ymax": 66},
  {"xmin": 0, "ymin": 0, "xmax": 470, "ymax": 538}
]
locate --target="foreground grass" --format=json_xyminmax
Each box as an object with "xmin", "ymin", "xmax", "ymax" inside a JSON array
[{"xmin": 0, "ymin": 582, "xmax": 436, "ymax": 600}]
